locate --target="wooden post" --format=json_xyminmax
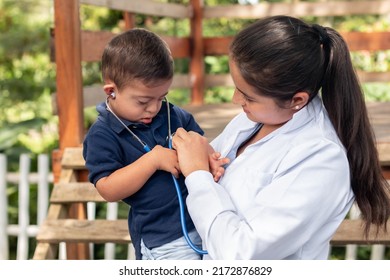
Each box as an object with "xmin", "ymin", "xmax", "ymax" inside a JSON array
[
  {"xmin": 190, "ymin": 0, "xmax": 205, "ymax": 105},
  {"xmin": 54, "ymin": 0, "xmax": 84, "ymax": 149},
  {"xmin": 54, "ymin": 0, "xmax": 88, "ymax": 259},
  {"xmin": 123, "ymin": 12, "xmax": 136, "ymax": 29}
]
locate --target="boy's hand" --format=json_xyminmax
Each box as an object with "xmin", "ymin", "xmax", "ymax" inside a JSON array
[
  {"xmin": 209, "ymin": 152, "xmax": 230, "ymax": 182},
  {"xmin": 150, "ymin": 145, "xmax": 180, "ymax": 178}
]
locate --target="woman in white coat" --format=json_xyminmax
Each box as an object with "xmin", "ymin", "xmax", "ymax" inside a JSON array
[{"xmin": 172, "ymin": 15, "xmax": 390, "ymax": 260}]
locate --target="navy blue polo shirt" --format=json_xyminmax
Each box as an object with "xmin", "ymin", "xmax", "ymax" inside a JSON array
[{"xmin": 83, "ymin": 101, "xmax": 204, "ymax": 259}]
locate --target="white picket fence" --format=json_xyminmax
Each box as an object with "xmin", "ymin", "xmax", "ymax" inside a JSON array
[
  {"xmin": 0, "ymin": 153, "xmax": 386, "ymax": 260},
  {"xmin": 0, "ymin": 153, "xmax": 134, "ymax": 260},
  {"xmin": 0, "ymin": 153, "xmax": 50, "ymax": 260}
]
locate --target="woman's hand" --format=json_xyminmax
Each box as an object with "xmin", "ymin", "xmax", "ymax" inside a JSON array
[{"xmin": 172, "ymin": 128, "xmax": 210, "ymax": 177}]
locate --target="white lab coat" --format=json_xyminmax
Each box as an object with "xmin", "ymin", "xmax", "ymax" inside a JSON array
[{"xmin": 185, "ymin": 96, "xmax": 354, "ymax": 259}]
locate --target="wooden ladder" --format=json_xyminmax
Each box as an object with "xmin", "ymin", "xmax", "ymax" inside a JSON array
[{"xmin": 33, "ymin": 147, "xmax": 131, "ymax": 260}]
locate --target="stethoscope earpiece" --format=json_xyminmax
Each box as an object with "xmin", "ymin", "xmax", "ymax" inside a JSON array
[{"xmin": 110, "ymin": 92, "xmax": 116, "ymax": 99}]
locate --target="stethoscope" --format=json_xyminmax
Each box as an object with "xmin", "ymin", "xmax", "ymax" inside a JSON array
[{"xmin": 105, "ymin": 95, "xmax": 208, "ymax": 255}]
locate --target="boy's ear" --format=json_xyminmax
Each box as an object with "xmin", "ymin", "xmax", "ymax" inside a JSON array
[{"xmin": 103, "ymin": 83, "xmax": 116, "ymax": 96}]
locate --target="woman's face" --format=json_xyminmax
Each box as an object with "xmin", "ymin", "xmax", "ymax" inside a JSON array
[{"xmin": 229, "ymin": 60, "xmax": 295, "ymax": 127}]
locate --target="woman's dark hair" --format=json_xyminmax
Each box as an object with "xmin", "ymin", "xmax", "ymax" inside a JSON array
[
  {"xmin": 230, "ymin": 15, "xmax": 390, "ymax": 235},
  {"xmin": 101, "ymin": 28, "xmax": 174, "ymax": 90}
]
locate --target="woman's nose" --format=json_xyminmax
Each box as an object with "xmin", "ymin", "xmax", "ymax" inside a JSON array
[{"xmin": 232, "ymin": 90, "xmax": 245, "ymax": 105}]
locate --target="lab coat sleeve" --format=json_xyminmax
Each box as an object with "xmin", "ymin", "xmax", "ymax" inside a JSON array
[{"xmin": 185, "ymin": 139, "xmax": 351, "ymax": 259}]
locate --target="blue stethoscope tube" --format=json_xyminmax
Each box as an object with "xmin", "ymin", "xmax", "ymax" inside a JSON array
[{"xmin": 106, "ymin": 96, "xmax": 207, "ymax": 255}]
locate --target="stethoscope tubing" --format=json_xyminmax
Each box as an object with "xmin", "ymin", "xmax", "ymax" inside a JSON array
[
  {"xmin": 106, "ymin": 96, "xmax": 207, "ymax": 255},
  {"xmin": 105, "ymin": 97, "xmax": 151, "ymax": 152}
]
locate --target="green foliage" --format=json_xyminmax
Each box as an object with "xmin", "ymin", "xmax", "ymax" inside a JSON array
[
  {"xmin": 168, "ymin": 89, "xmax": 191, "ymax": 105},
  {"xmin": 363, "ymin": 83, "xmax": 390, "ymax": 102},
  {"xmin": 0, "ymin": 118, "xmax": 46, "ymax": 151},
  {"xmin": 205, "ymin": 87, "xmax": 234, "ymax": 104},
  {"xmin": 0, "ymin": 0, "xmax": 57, "ymax": 161},
  {"xmin": 0, "ymin": 0, "xmax": 55, "ymax": 103}
]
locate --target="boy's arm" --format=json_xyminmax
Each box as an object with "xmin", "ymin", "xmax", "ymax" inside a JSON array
[{"xmin": 95, "ymin": 145, "xmax": 179, "ymax": 202}]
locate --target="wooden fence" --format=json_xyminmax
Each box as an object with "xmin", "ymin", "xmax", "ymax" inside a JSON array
[
  {"xmin": 0, "ymin": 154, "xmax": 50, "ymax": 260},
  {"xmin": 0, "ymin": 153, "xmax": 387, "ymax": 260},
  {"xmin": 0, "ymin": 153, "xmax": 135, "ymax": 260}
]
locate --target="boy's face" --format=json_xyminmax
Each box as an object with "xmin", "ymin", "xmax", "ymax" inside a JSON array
[{"xmin": 106, "ymin": 79, "xmax": 172, "ymax": 124}]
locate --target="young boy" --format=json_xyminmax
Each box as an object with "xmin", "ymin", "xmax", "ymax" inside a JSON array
[{"xmin": 83, "ymin": 28, "xmax": 209, "ymax": 260}]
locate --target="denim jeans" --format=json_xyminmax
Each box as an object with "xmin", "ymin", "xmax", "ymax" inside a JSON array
[{"xmin": 140, "ymin": 230, "xmax": 202, "ymax": 260}]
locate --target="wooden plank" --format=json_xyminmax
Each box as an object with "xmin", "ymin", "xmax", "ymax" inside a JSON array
[
  {"xmin": 61, "ymin": 147, "xmax": 85, "ymax": 169},
  {"xmin": 83, "ymin": 85, "xmax": 106, "ymax": 108},
  {"xmin": 203, "ymin": 72, "xmax": 389, "ymax": 87},
  {"xmin": 203, "ymin": 1, "xmax": 390, "ymax": 19},
  {"xmin": 81, "ymin": 30, "xmax": 115, "ymax": 62},
  {"xmin": 80, "ymin": 0, "xmax": 191, "ymax": 19},
  {"xmin": 203, "ymin": 32, "xmax": 390, "ymax": 55},
  {"xmin": 52, "ymin": 70, "xmax": 388, "ymax": 111},
  {"xmin": 342, "ymin": 32, "xmax": 390, "ymax": 51},
  {"xmin": 32, "ymin": 243, "xmax": 58, "ymax": 260},
  {"xmin": 161, "ymin": 36, "xmax": 190, "ymax": 59},
  {"xmin": 383, "ymin": 167, "xmax": 390, "ymax": 180},
  {"xmin": 357, "ymin": 71, "xmax": 390, "ymax": 83},
  {"xmin": 172, "ymin": 74, "xmax": 191, "ymax": 89},
  {"xmin": 50, "ymin": 182, "xmax": 105, "ymax": 203},
  {"xmin": 65, "ymin": 75, "xmax": 191, "ymax": 109},
  {"xmin": 53, "ymin": 29, "xmax": 390, "ymax": 63},
  {"xmin": 367, "ymin": 101, "xmax": 390, "ymax": 167},
  {"xmin": 56, "ymin": 143, "xmax": 89, "ymax": 259},
  {"xmin": 51, "ymin": 149, "xmax": 63, "ymax": 183},
  {"xmin": 205, "ymin": 74, "xmax": 234, "ymax": 88},
  {"xmin": 46, "ymin": 204, "xmax": 68, "ymax": 220},
  {"xmin": 331, "ymin": 219, "xmax": 390, "ymax": 245},
  {"xmin": 78, "ymin": 31, "xmax": 190, "ymax": 62},
  {"xmin": 204, "ymin": 37, "xmax": 232, "ymax": 56},
  {"xmin": 52, "ymin": 74, "xmax": 191, "ymax": 114},
  {"xmin": 378, "ymin": 143, "xmax": 390, "ymax": 166},
  {"xmin": 36, "ymin": 219, "xmax": 131, "ymax": 244}
]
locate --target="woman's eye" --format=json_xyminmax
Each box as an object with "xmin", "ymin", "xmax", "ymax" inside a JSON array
[{"xmin": 243, "ymin": 95, "xmax": 254, "ymax": 102}]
